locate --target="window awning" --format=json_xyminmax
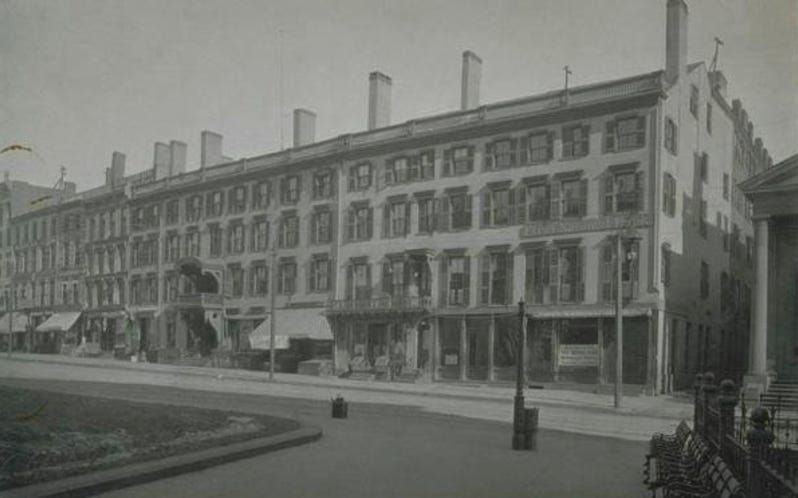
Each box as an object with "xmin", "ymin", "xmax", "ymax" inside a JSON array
[
  {"xmin": 248, "ymin": 308, "xmax": 333, "ymax": 350},
  {"xmin": 35, "ymin": 312, "xmax": 82, "ymax": 333},
  {"xmin": 0, "ymin": 313, "xmax": 29, "ymax": 334}
]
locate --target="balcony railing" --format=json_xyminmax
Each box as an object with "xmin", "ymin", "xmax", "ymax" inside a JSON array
[
  {"xmin": 329, "ymin": 295, "xmax": 431, "ymax": 313},
  {"xmin": 175, "ymin": 293, "xmax": 223, "ymax": 308}
]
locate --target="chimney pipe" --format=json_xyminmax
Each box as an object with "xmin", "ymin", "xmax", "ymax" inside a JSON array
[
  {"xmin": 461, "ymin": 50, "xmax": 482, "ymax": 110},
  {"xmin": 293, "ymin": 109, "xmax": 316, "ymax": 147},
  {"xmin": 367, "ymin": 71, "xmax": 392, "ymax": 130},
  {"xmin": 201, "ymin": 131, "xmax": 224, "ymax": 169},
  {"xmin": 111, "ymin": 151, "xmax": 126, "ymax": 186},
  {"xmin": 169, "ymin": 141, "xmax": 187, "ymax": 176},
  {"xmin": 665, "ymin": 0, "xmax": 688, "ymax": 84},
  {"xmin": 154, "ymin": 142, "xmax": 170, "ymax": 180}
]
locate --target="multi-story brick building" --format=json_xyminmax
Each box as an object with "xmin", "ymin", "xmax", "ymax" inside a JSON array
[{"xmin": 3, "ymin": 0, "xmax": 775, "ymax": 393}]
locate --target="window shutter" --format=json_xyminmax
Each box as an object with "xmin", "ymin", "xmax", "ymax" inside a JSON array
[
  {"xmin": 437, "ymin": 197, "xmax": 450, "ymax": 232},
  {"xmin": 635, "ymin": 171, "xmax": 645, "ymax": 211},
  {"xmin": 484, "ymin": 142, "xmax": 495, "ymax": 170},
  {"xmin": 516, "ymin": 185, "xmax": 527, "ymax": 225},
  {"xmin": 481, "ymin": 191, "xmax": 492, "ymax": 227},
  {"xmin": 443, "ymin": 149, "xmax": 452, "ymax": 177},
  {"xmin": 509, "ymin": 137, "xmax": 518, "ymax": 167},
  {"xmin": 438, "ymin": 257, "xmax": 448, "ymax": 307},
  {"xmin": 505, "ymin": 253, "xmax": 514, "ymax": 304},
  {"xmin": 404, "ymin": 202, "xmax": 411, "ymax": 236},
  {"xmin": 467, "ymin": 146, "xmax": 475, "ymax": 172},
  {"xmin": 348, "ymin": 167, "xmax": 356, "ymax": 191},
  {"xmin": 604, "ymin": 121, "xmax": 616, "ymax": 152},
  {"xmin": 366, "ymin": 207, "xmax": 374, "ymax": 239},
  {"xmin": 546, "ymin": 132, "xmax": 555, "ymax": 160},
  {"xmin": 463, "ymin": 255, "xmax": 471, "ymax": 307},
  {"xmin": 576, "ymin": 246, "xmax": 585, "ymax": 302},
  {"xmin": 636, "ymin": 116, "xmax": 647, "ymax": 147},
  {"xmin": 479, "ymin": 254, "xmax": 489, "ymax": 305},
  {"xmin": 578, "ymin": 179, "xmax": 588, "ymax": 216},
  {"xmin": 548, "ymin": 248, "xmax": 559, "ymax": 304},
  {"xmin": 385, "ymin": 161, "xmax": 395, "ymax": 185},
  {"xmin": 464, "ymin": 194, "xmax": 473, "ymax": 228},
  {"xmin": 346, "ymin": 209, "xmax": 355, "ymax": 241},
  {"xmin": 508, "ymin": 188, "xmax": 516, "ymax": 225},
  {"xmin": 582, "ymin": 125, "xmax": 591, "ymax": 155},
  {"xmin": 365, "ymin": 264, "xmax": 372, "ymax": 299},
  {"xmin": 549, "ymin": 181, "xmax": 561, "ymax": 219},
  {"xmin": 382, "ymin": 204, "xmax": 390, "ymax": 238},
  {"xmin": 382, "ymin": 261, "xmax": 392, "ymax": 295},
  {"xmin": 346, "ymin": 265, "xmax": 353, "ymax": 299},
  {"xmin": 519, "ymin": 136, "xmax": 529, "ymax": 165}
]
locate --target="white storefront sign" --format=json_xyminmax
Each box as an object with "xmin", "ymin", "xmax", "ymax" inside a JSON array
[{"xmin": 558, "ymin": 344, "xmax": 599, "ymax": 367}]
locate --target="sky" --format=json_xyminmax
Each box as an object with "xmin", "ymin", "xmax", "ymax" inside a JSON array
[{"xmin": 1, "ymin": 0, "xmax": 796, "ymax": 190}]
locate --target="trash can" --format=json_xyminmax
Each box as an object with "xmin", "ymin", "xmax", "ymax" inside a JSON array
[
  {"xmin": 331, "ymin": 395, "xmax": 348, "ymax": 419},
  {"xmin": 524, "ymin": 407, "xmax": 539, "ymax": 450}
]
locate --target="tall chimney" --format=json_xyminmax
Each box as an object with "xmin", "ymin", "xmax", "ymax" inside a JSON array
[
  {"xmin": 461, "ymin": 50, "xmax": 482, "ymax": 110},
  {"xmin": 201, "ymin": 131, "xmax": 224, "ymax": 169},
  {"xmin": 169, "ymin": 141, "xmax": 187, "ymax": 176},
  {"xmin": 665, "ymin": 0, "xmax": 688, "ymax": 84},
  {"xmin": 367, "ymin": 71, "xmax": 392, "ymax": 130},
  {"xmin": 111, "ymin": 151, "xmax": 125, "ymax": 185},
  {"xmin": 154, "ymin": 142, "xmax": 170, "ymax": 180},
  {"xmin": 293, "ymin": 109, "xmax": 316, "ymax": 147}
]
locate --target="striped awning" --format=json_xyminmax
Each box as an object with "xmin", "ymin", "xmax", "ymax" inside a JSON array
[
  {"xmin": 35, "ymin": 312, "xmax": 82, "ymax": 333},
  {"xmin": 248, "ymin": 308, "xmax": 332, "ymax": 350}
]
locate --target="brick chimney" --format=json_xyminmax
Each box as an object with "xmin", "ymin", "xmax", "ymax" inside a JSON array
[
  {"xmin": 293, "ymin": 109, "xmax": 316, "ymax": 147},
  {"xmin": 201, "ymin": 131, "xmax": 224, "ymax": 169},
  {"xmin": 169, "ymin": 140, "xmax": 187, "ymax": 176},
  {"xmin": 665, "ymin": 0, "xmax": 688, "ymax": 84},
  {"xmin": 461, "ymin": 50, "xmax": 482, "ymax": 110},
  {"xmin": 153, "ymin": 142, "xmax": 170, "ymax": 180},
  {"xmin": 108, "ymin": 151, "xmax": 126, "ymax": 186},
  {"xmin": 368, "ymin": 71, "xmax": 392, "ymax": 130}
]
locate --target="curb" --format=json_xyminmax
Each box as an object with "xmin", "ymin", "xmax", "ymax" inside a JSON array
[
  {"xmin": 1, "ymin": 426, "xmax": 322, "ymax": 498},
  {"xmin": 1, "ymin": 355, "xmax": 688, "ymax": 419}
]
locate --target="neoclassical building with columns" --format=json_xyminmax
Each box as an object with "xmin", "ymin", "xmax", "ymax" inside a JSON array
[{"xmin": 740, "ymin": 153, "xmax": 798, "ymax": 392}]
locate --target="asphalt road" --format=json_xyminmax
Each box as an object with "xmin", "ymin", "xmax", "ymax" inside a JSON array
[{"xmin": 0, "ymin": 377, "xmax": 649, "ymax": 498}]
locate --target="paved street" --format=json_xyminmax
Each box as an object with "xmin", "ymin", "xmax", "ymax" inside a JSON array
[{"xmin": 0, "ymin": 376, "xmax": 649, "ymax": 498}]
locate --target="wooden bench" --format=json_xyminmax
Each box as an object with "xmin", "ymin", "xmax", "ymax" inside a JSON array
[
  {"xmin": 645, "ymin": 431, "xmax": 714, "ymax": 496},
  {"xmin": 660, "ymin": 455, "xmax": 743, "ymax": 498},
  {"xmin": 644, "ymin": 421, "xmax": 692, "ymax": 485}
]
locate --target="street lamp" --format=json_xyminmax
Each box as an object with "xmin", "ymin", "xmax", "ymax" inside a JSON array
[
  {"xmin": 614, "ymin": 228, "xmax": 640, "ymax": 409},
  {"xmin": 269, "ymin": 247, "xmax": 277, "ymax": 381}
]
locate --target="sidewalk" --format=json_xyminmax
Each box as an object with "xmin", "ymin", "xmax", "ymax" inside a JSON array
[{"xmin": 1, "ymin": 352, "xmax": 692, "ymax": 420}]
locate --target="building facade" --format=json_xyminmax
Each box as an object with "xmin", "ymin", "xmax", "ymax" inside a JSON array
[{"xmin": 2, "ymin": 0, "xmax": 775, "ymax": 393}]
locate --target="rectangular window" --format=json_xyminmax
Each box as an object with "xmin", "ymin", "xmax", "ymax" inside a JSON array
[
  {"xmin": 281, "ymin": 175, "xmax": 301, "ymax": 204},
  {"xmin": 562, "ymin": 125, "xmax": 590, "ymax": 158},
  {"xmin": 385, "ymin": 157, "xmax": 409, "ymax": 184},
  {"xmin": 443, "ymin": 146, "xmax": 474, "ymax": 176},
  {"xmin": 417, "ymin": 197, "xmax": 435, "ymax": 234},
  {"xmin": 447, "ymin": 255, "xmax": 469, "ymax": 306},
  {"xmin": 605, "ymin": 116, "xmax": 646, "ymax": 152},
  {"xmin": 722, "ymin": 216, "xmax": 729, "ymax": 252},
  {"xmin": 706, "ymin": 103, "xmax": 713, "ymax": 134},
  {"xmin": 228, "ymin": 265, "xmax": 244, "ymax": 297},
  {"xmin": 309, "ymin": 257, "xmax": 331, "ymax": 293},
  {"xmin": 723, "ymin": 173, "xmax": 730, "ymax": 201},
  {"xmin": 228, "ymin": 223, "xmax": 245, "ymax": 254},
  {"xmin": 206, "ymin": 191, "xmax": 224, "ymax": 218},
  {"xmin": 481, "ymin": 188, "xmax": 514, "ymax": 227},
  {"xmin": 251, "ymin": 219, "xmax": 269, "ymax": 252},
  {"xmin": 185, "ymin": 231, "xmax": 201, "ymax": 257},
  {"xmin": 663, "ymin": 172, "xmax": 676, "ymax": 217},
  {"xmin": 484, "ymin": 138, "xmax": 516, "ymax": 170},
  {"xmin": 250, "ymin": 263, "xmax": 269, "ymax": 296},
  {"xmin": 279, "ymin": 215, "xmax": 299, "ymax": 248},
  {"xmin": 416, "ymin": 151, "xmax": 435, "ymax": 180},
  {"xmin": 700, "ymin": 153, "xmax": 709, "ymax": 183},
  {"xmin": 347, "ymin": 204, "xmax": 373, "ymax": 241},
  {"xmin": 561, "ymin": 179, "xmax": 587, "ymax": 218},
  {"xmin": 700, "ymin": 260, "xmax": 709, "ymax": 299},
  {"xmin": 699, "ymin": 199, "xmax": 708, "ymax": 238},
  {"xmin": 527, "ymin": 132, "xmax": 553, "ymax": 163},
  {"xmin": 165, "ymin": 233, "xmax": 180, "ymax": 262},
  {"xmin": 312, "ymin": 171, "xmax": 333, "ymax": 199},
  {"xmin": 661, "ymin": 244, "xmax": 671, "ymax": 286},
  {"xmin": 383, "ymin": 200, "xmax": 409, "ymax": 238},
  {"xmin": 664, "ymin": 118, "xmax": 678, "ymax": 155},
  {"xmin": 166, "ymin": 200, "xmax": 179, "ymax": 225},
  {"xmin": 253, "ymin": 181, "xmax": 271, "ymax": 210},
  {"xmin": 524, "ymin": 247, "xmax": 547, "ymax": 304},
  {"xmin": 229, "ymin": 186, "xmax": 247, "ymax": 214},
  {"xmin": 690, "ymin": 85, "xmax": 699, "ymax": 117},
  {"xmin": 311, "ymin": 210, "xmax": 332, "ymax": 244},
  {"xmin": 349, "ymin": 262, "xmax": 371, "ymax": 300},
  {"xmin": 604, "ymin": 169, "xmax": 642, "ymax": 214},
  {"xmin": 278, "ymin": 260, "xmax": 297, "ymax": 295},
  {"xmin": 209, "ymin": 225, "xmax": 222, "ymax": 257},
  {"xmin": 186, "ymin": 196, "xmax": 202, "ymax": 223},
  {"xmin": 525, "ymin": 183, "xmax": 549, "ymax": 221},
  {"xmin": 441, "ymin": 192, "xmax": 473, "ymax": 231},
  {"xmin": 479, "ymin": 251, "xmax": 513, "ymax": 305},
  {"xmin": 348, "ymin": 163, "xmax": 372, "ymax": 191}
]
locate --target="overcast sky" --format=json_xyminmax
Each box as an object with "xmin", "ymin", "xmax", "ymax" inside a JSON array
[{"xmin": 1, "ymin": 0, "xmax": 796, "ymax": 190}]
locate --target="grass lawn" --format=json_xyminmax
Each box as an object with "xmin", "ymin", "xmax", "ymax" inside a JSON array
[{"xmin": 0, "ymin": 385, "xmax": 299, "ymax": 490}]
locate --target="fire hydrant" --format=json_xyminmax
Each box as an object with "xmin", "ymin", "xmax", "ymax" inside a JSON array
[{"xmin": 331, "ymin": 394, "xmax": 348, "ymax": 419}]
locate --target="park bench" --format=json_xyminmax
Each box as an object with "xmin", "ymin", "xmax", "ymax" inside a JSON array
[
  {"xmin": 644, "ymin": 421, "xmax": 692, "ymax": 484},
  {"xmin": 645, "ymin": 430, "xmax": 714, "ymax": 496}
]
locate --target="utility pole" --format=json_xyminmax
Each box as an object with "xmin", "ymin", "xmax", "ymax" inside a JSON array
[
  {"xmin": 614, "ymin": 233, "xmax": 623, "ymax": 409},
  {"xmin": 512, "ymin": 300, "xmax": 527, "ymax": 449},
  {"xmin": 269, "ymin": 247, "xmax": 277, "ymax": 381}
]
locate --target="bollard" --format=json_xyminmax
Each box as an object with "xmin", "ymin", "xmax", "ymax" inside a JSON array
[
  {"xmin": 523, "ymin": 407, "xmax": 539, "ymax": 450},
  {"xmin": 331, "ymin": 394, "xmax": 348, "ymax": 419}
]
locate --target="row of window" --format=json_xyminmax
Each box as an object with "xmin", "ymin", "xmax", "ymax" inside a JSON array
[{"xmin": 7, "ymin": 213, "xmax": 82, "ymax": 249}]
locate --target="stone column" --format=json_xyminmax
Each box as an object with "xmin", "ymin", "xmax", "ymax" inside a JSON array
[{"xmin": 748, "ymin": 218, "xmax": 769, "ymax": 381}]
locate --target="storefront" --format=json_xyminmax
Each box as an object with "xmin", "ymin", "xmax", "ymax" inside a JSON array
[{"xmin": 35, "ymin": 311, "xmax": 83, "ymax": 355}]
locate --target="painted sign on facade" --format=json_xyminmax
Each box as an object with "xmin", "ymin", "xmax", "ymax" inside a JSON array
[{"xmin": 558, "ymin": 344, "xmax": 599, "ymax": 367}]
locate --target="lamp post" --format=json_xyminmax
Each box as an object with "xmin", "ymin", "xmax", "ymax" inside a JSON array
[
  {"xmin": 269, "ymin": 247, "xmax": 277, "ymax": 381},
  {"xmin": 513, "ymin": 300, "xmax": 527, "ymax": 449},
  {"xmin": 614, "ymin": 228, "xmax": 639, "ymax": 409}
]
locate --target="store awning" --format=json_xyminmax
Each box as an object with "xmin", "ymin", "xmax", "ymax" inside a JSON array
[
  {"xmin": 527, "ymin": 305, "xmax": 652, "ymax": 319},
  {"xmin": 0, "ymin": 313, "xmax": 29, "ymax": 334},
  {"xmin": 248, "ymin": 308, "xmax": 333, "ymax": 350},
  {"xmin": 35, "ymin": 312, "xmax": 82, "ymax": 333}
]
